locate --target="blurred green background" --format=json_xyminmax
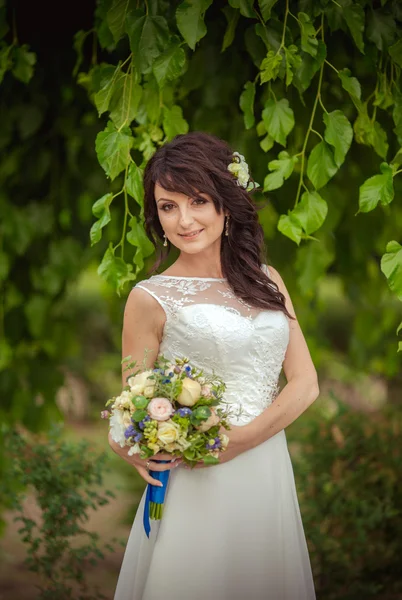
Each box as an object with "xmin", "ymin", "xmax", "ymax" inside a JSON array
[{"xmin": 1, "ymin": 0, "xmax": 402, "ymax": 599}]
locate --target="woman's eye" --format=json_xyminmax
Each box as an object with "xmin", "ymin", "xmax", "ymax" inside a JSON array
[
  {"xmin": 193, "ymin": 198, "xmax": 207, "ymax": 205},
  {"xmin": 161, "ymin": 204, "xmax": 174, "ymax": 211}
]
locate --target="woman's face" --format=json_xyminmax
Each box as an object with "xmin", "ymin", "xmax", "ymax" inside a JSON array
[{"xmin": 154, "ymin": 182, "xmax": 226, "ymax": 254}]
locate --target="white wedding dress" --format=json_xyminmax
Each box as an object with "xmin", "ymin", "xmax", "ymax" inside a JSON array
[{"xmin": 114, "ymin": 265, "xmax": 316, "ymax": 600}]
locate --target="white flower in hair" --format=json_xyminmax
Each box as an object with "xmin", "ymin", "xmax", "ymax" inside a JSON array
[{"xmin": 227, "ymin": 151, "xmax": 260, "ymax": 192}]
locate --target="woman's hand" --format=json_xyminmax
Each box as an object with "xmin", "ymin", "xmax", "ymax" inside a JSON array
[
  {"xmin": 108, "ymin": 432, "xmax": 182, "ymax": 486},
  {"xmin": 190, "ymin": 425, "xmax": 250, "ymax": 469}
]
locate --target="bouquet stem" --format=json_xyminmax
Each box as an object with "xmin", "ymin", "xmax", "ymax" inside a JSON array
[{"xmin": 143, "ymin": 462, "xmax": 170, "ymax": 537}]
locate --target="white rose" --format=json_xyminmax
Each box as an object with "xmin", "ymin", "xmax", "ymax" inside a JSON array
[
  {"xmin": 177, "ymin": 377, "xmax": 201, "ymax": 407},
  {"xmin": 109, "ymin": 409, "xmax": 126, "ymax": 448},
  {"xmin": 157, "ymin": 421, "xmax": 181, "ymax": 445},
  {"xmin": 122, "ymin": 411, "xmax": 132, "ymax": 429},
  {"xmin": 113, "ymin": 390, "xmax": 133, "ymax": 410},
  {"xmin": 128, "ymin": 370, "xmax": 155, "ymax": 395}
]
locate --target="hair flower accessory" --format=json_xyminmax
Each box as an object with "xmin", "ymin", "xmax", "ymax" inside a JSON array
[{"xmin": 227, "ymin": 152, "xmax": 260, "ymax": 192}]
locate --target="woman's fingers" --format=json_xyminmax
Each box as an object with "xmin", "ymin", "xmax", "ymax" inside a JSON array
[
  {"xmin": 147, "ymin": 458, "xmax": 181, "ymax": 472},
  {"xmin": 151, "ymin": 453, "xmax": 177, "ymax": 461},
  {"xmin": 136, "ymin": 465, "xmax": 165, "ymax": 486}
]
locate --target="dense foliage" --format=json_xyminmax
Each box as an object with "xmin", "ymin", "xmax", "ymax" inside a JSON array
[
  {"xmin": 0, "ymin": 425, "xmax": 117, "ymax": 599},
  {"xmin": 73, "ymin": 0, "xmax": 402, "ymax": 355},
  {"xmin": 287, "ymin": 398, "xmax": 402, "ymax": 599}
]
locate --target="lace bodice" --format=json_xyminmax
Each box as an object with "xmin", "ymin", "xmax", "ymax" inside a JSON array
[{"xmin": 134, "ymin": 265, "xmax": 289, "ymax": 425}]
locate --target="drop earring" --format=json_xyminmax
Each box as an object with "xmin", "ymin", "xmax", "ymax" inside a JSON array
[
  {"xmin": 163, "ymin": 233, "xmax": 168, "ymax": 247},
  {"xmin": 225, "ymin": 215, "xmax": 229, "ymax": 237}
]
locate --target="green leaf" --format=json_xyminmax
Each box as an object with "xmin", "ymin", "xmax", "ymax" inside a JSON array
[
  {"xmin": 298, "ymin": 12, "xmax": 318, "ymax": 57},
  {"xmin": 25, "ymin": 295, "xmax": 50, "ymax": 338},
  {"xmin": 284, "ymin": 45, "xmax": 302, "ymax": 87},
  {"xmin": 95, "ymin": 121, "xmax": 133, "ymax": 180},
  {"xmin": 293, "ymin": 40, "xmax": 326, "ymax": 94},
  {"xmin": 323, "ymin": 110, "xmax": 353, "ymax": 168},
  {"xmin": 0, "ymin": 45, "xmax": 12, "ymax": 84},
  {"xmin": 263, "ymin": 151, "xmax": 298, "ymax": 191},
  {"xmin": 163, "ymin": 105, "xmax": 189, "ymax": 140},
  {"xmin": 12, "ymin": 45, "xmax": 36, "ymax": 83},
  {"xmin": 358, "ymin": 163, "xmax": 394, "ymax": 213},
  {"xmin": 381, "ymin": 241, "xmax": 402, "ymax": 300},
  {"xmin": 260, "ymin": 134, "xmax": 274, "ymax": 152},
  {"xmin": 338, "ymin": 68, "xmax": 362, "ymax": 111},
  {"xmin": 73, "ymin": 30, "xmax": 91, "ymax": 78},
  {"xmin": 296, "ymin": 240, "xmax": 335, "ymax": 294},
  {"xmin": 126, "ymin": 161, "xmax": 144, "ymax": 213},
  {"xmin": 98, "ymin": 244, "xmax": 136, "ymax": 294},
  {"xmin": 262, "ymin": 98, "xmax": 295, "ymax": 147},
  {"xmin": 228, "ymin": 0, "xmax": 255, "ymax": 18},
  {"xmin": 293, "ymin": 191, "xmax": 328, "ymax": 235},
  {"xmin": 343, "ymin": 4, "xmax": 365, "ymax": 53},
  {"xmin": 90, "ymin": 193, "xmax": 113, "ymax": 246},
  {"xmin": 94, "ymin": 64, "xmax": 123, "ymax": 116},
  {"xmin": 176, "ymin": 0, "xmax": 213, "ymax": 51},
  {"xmin": 258, "ymin": 0, "xmax": 278, "ymax": 21},
  {"xmin": 260, "ymin": 50, "xmax": 282, "ymax": 84},
  {"xmin": 277, "ymin": 213, "xmax": 302, "ymax": 245},
  {"xmin": 393, "ymin": 87, "xmax": 402, "ymax": 146},
  {"xmin": 307, "ymin": 141, "xmax": 338, "ymax": 189},
  {"xmin": 107, "ymin": 0, "xmax": 133, "ymax": 44},
  {"xmin": 109, "ymin": 71, "xmax": 142, "ymax": 129},
  {"xmin": 153, "ymin": 43, "xmax": 186, "ymax": 88},
  {"xmin": 239, "ymin": 81, "xmax": 256, "ymax": 129},
  {"xmin": 367, "ymin": 10, "xmax": 396, "ymax": 51},
  {"xmin": 126, "ymin": 11, "xmax": 169, "ymax": 74},
  {"xmin": 389, "ymin": 38, "xmax": 402, "ymax": 68},
  {"xmin": 221, "ymin": 6, "xmax": 240, "ymax": 52},
  {"xmin": 126, "ymin": 216, "xmax": 155, "ymax": 271},
  {"xmin": 203, "ymin": 455, "xmax": 220, "ymax": 465},
  {"xmin": 353, "ymin": 108, "xmax": 389, "ymax": 159}
]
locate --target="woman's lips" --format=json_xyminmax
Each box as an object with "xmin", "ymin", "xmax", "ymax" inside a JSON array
[{"xmin": 178, "ymin": 229, "xmax": 204, "ymax": 239}]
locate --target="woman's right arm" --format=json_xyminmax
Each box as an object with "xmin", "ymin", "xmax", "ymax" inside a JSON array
[{"xmin": 108, "ymin": 287, "xmax": 181, "ymax": 486}]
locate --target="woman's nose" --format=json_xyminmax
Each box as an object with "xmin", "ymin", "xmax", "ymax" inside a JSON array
[{"xmin": 178, "ymin": 209, "xmax": 195, "ymax": 228}]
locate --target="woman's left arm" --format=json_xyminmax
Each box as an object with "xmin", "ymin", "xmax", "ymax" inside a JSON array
[{"xmin": 242, "ymin": 265, "xmax": 319, "ymax": 450}]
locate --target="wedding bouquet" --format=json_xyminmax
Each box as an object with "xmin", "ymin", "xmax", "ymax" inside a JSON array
[{"xmin": 102, "ymin": 354, "xmax": 231, "ymax": 536}]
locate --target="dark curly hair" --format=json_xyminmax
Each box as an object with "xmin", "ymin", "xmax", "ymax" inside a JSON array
[{"xmin": 143, "ymin": 131, "xmax": 292, "ymax": 318}]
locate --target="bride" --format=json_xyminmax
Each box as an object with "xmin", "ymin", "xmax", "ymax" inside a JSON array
[{"xmin": 109, "ymin": 131, "xmax": 318, "ymax": 599}]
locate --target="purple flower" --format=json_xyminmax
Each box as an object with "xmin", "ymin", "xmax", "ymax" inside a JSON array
[
  {"xmin": 176, "ymin": 407, "xmax": 192, "ymax": 417},
  {"xmin": 206, "ymin": 437, "xmax": 221, "ymax": 450},
  {"xmin": 134, "ymin": 432, "xmax": 143, "ymax": 443},
  {"xmin": 124, "ymin": 425, "xmax": 136, "ymax": 439},
  {"xmin": 139, "ymin": 415, "xmax": 151, "ymax": 430}
]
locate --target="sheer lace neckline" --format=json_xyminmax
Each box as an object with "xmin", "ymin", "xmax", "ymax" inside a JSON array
[{"xmin": 153, "ymin": 274, "xmax": 226, "ymax": 282}]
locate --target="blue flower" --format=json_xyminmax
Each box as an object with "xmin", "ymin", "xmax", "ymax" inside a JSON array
[
  {"xmin": 184, "ymin": 365, "xmax": 192, "ymax": 373},
  {"xmin": 138, "ymin": 415, "xmax": 151, "ymax": 430},
  {"xmin": 124, "ymin": 425, "xmax": 136, "ymax": 439},
  {"xmin": 162, "ymin": 377, "xmax": 171, "ymax": 384},
  {"xmin": 169, "ymin": 371, "xmax": 174, "ymax": 377},
  {"xmin": 134, "ymin": 432, "xmax": 143, "ymax": 443},
  {"xmin": 176, "ymin": 407, "xmax": 192, "ymax": 417}
]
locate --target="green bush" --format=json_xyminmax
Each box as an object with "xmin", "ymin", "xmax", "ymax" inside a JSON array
[
  {"xmin": 288, "ymin": 399, "xmax": 402, "ymax": 600},
  {"xmin": 0, "ymin": 425, "xmax": 118, "ymax": 600}
]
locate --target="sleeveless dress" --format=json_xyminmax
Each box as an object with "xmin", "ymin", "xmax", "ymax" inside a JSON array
[{"xmin": 114, "ymin": 265, "xmax": 316, "ymax": 600}]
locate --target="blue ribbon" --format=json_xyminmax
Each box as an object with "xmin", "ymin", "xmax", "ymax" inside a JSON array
[{"xmin": 143, "ymin": 460, "xmax": 170, "ymax": 538}]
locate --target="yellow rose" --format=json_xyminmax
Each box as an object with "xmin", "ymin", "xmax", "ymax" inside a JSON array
[
  {"xmin": 177, "ymin": 377, "xmax": 201, "ymax": 407},
  {"xmin": 143, "ymin": 384, "xmax": 156, "ymax": 398},
  {"xmin": 220, "ymin": 434, "xmax": 230, "ymax": 449},
  {"xmin": 148, "ymin": 442, "xmax": 161, "ymax": 454},
  {"xmin": 157, "ymin": 421, "xmax": 181, "ymax": 445}
]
